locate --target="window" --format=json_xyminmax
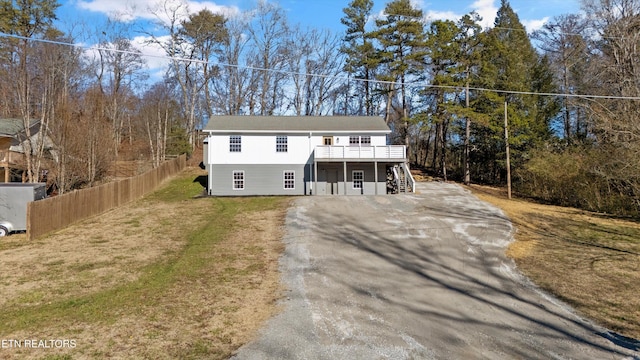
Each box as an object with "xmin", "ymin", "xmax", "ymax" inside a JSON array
[
  {"xmin": 323, "ymin": 136, "xmax": 333, "ymax": 145},
  {"xmin": 229, "ymin": 135, "xmax": 242, "ymax": 152},
  {"xmin": 233, "ymin": 171, "xmax": 245, "ymax": 190},
  {"xmin": 353, "ymin": 170, "xmax": 364, "ymax": 189},
  {"xmin": 349, "ymin": 136, "xmax": 371, "ymax": 146},
  {"xmin": 284, "ymin": 171, "xmax": 295, "ymax": 189},
  {"xmin": 276, "ymin": 136, "xmax": 288, "ymax": 152}
]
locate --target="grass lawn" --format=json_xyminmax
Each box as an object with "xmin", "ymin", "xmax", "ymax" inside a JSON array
[
  {"xmin": 0, "ymin": 168, "xmax": 291, "ymax": 359},
  {"xmin": 471, "ymin": 185, "xmax": 640, "ymax": 340}
]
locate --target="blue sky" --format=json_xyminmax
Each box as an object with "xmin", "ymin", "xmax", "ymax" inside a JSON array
[
  {"xmin": 59, "ymin": 0, "xmax": 582, "ymax": 32},
  {"xmin": 54, "ymin": 0, "xmax": 582, "ymax": 83}
]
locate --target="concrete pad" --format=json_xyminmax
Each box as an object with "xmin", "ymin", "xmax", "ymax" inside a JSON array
[{"xmin": 233, "ymin": 182, "xmax": 640, "ymax": 359}]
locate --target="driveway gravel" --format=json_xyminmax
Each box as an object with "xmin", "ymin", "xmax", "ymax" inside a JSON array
[{"xmin": 233, "ymin": 182, "xmax": 640, "ymax": 359}]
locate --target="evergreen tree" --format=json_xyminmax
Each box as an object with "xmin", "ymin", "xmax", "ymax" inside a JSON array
[
  {"xmin": 474, "ymin": 0, "xmax": 557, "ymax": 183},
  {"xmin": 455, "ymin": 13, "xmax": 484, "ymax": 185},
  {"xmin": 420, "ymin": 14, "xmax": 485, "ymax": 182},
  {"xmin": 424, "ymin": 19, "xmax": 460, "ymax": 179},
  {"xmin": 372, "ymin": 0, "xmax": 426, "ymax": 152},
  {"xmin": 341, "ymin": 0, "xmax": 376, "ymax": 115}
]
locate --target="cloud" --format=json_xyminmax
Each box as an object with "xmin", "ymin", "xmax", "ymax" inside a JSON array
[
  {"xmin": 76, "ymin": 0, "xmax": 239, "ymax": 23},
  {"xmin": 522, "ymin": 17, "xmax": 549, "ymax": 33},
  {"xmin": 424, "ymin": 10, "xmax": 461, "ymax": 23},
  {"xmin": 411, "ymin": 0, "xmax": 496, "ymax": 27},
  {"xmin": 470, "ymin": 0, "xmax": 498, "ymax": 28},
  {"xmin": 131, "ymin": 34, "xmax": 171, "ymax": 78}
]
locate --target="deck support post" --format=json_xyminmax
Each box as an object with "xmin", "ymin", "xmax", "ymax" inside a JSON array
[
  {"xmin": 374, "ymin": 161, "xmax": 378, "ymax": 195},
  {"xmin": 343, "ymin": 161, "xmax": 347, "ymax": 195},
  {"xmin": 314, "ymin": 160, "xmax": 318, "ymax": 195}
]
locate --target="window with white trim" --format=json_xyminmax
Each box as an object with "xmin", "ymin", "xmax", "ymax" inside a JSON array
[
  {"xmin": 230, "ymin": 135, "xmax": 241, "ymax": 152},
  {"xmin": 349, "ymin": 136, "xmax": 371, "ymax": 146},
  {"xmin": 276, "ymin": 135, "xmax": 288, "ymax": 152},
  {"xmin": 284, "ymin": 171, "xmax": 295, "ymax": 189},
  {"xmin": 233, "ymin": 171, "xmax": 245, "ymax": 190},
  {"xmin": 353, "ymin": 170, "xmax": 364, "ymax": 189}
]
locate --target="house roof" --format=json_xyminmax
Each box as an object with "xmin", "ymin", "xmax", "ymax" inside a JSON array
[
  {"xmin": 203, "ymin": 116, "xmax": 391, "ymax": 134},
  {"xmin": 0, "ymin": 118, "xmax": 40, "ymax": 137}
]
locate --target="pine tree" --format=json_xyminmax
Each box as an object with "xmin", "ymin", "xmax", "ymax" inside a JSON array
[
  {"xmin": 372, "ymin": 0, "xmax": 426, "ymax": 152},
  {"xmin": 341, "ymin": 0, "xmax": 376, "ymax": 115},
  {"xmin": 424, "ymin": 19, "xmax": 460, "ymax": 179},
  {"xmin": 474, "ymin": 0, "xmax": 557, "ymax": 183}
]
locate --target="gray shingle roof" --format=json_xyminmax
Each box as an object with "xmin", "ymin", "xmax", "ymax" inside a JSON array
[
  {"xmin": 203, "ymin": 116, "xmax": 391, "ymax": 133},
  {"xmin": 0, "ymin": 118, "xmax": 39, "ymax": 137}
]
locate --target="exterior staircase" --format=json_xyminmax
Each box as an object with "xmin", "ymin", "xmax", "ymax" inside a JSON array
[{"xmin": 387, "ymin": 163, "xmax": 415, "ymax": 194}]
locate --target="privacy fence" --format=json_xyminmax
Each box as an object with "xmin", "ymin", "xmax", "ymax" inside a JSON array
[{"xmin": 27, "ymin": 155, "xmax": 187, "ymax": 240}]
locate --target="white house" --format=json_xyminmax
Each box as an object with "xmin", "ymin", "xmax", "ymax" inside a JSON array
[{"xmin": 202, "ymin": 116, "xmax": 414, "ymax": 196}]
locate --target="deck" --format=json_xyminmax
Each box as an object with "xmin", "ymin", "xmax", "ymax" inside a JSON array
[{"xmin": 314, "ymin": 145, "xmax": 406, "ymax": 161}]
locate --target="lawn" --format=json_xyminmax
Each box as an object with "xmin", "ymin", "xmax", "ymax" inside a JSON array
[
  {"xmin": 0, "ymin": 168, "xmax": 291, "ymax": 359},
  {"xmin": 471, "ymin": 185, "xmax": 640, "ymax": 340},
  {"xmin": 3, "ymin": 172, "xmax": 637, "ymax": 359}
]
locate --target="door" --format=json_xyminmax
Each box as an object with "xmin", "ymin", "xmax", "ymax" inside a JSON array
[{"xmin": 326, "ymin": 169, "xmax": 338, "ymax": 195}]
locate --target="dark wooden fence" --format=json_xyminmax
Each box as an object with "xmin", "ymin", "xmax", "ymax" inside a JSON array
[{"xmin": 27, "ymin": 155, "xmax": 187, "ymax": 240}]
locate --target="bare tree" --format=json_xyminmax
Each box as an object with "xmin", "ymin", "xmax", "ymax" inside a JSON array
[
  {"xmin": 209, "ymin": 14, "xmax": 251, "ymax": 115},
  {"xmin": 534, "ymin": 14, "xmax": 590, "ymax": 142},
  {"xmin": 180, "ymin": 8, "xmax": 228, "ymax": 120},
  {"xmin": 0, "ymin": 0, "xmax": 61, "ymax": 182},
  {"xmin": 581, "ymin": 0, "xmax": 640, "ymax": 202},
  {"xmin": 138, "ymin": 81, "xmax": 178, "ymax": 167},
  {"xmin": 147, "ymin": 0, "xmax": 205, "ymax": 148},
  {"xmin": 284, "ymin": 27, "xmax": 345, "ymax": 116},
  {"xmin": 245, "ymin": 1, "xmax": 289, "ymax": 115},
  {"xmin": 91, "ymin": 19, "xmax": 146, "ymax": 157}
]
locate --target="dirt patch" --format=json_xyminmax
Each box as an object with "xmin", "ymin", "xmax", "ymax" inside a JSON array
[{"xmin": 0, "ymin": 169, "xmax": 289, "ymax": 359}]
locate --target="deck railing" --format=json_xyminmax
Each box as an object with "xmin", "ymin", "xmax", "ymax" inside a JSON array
[
  {"xmin": 0, "ymin": 150, "xmax": 20, "ymax": 164},
  {"xmin": 315, "ymin": 145, "xmax": 406, "ymax": 160}
]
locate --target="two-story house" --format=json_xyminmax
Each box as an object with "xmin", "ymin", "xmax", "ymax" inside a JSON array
[
  {"xmin": 0, "ymin": 118, "xmax": 41, "ymax": 183},
  {"xmin": 203, "ymin": 116, "xmax": 414, "ymax": 196}
]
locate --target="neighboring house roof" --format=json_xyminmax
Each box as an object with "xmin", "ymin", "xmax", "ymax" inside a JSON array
[
  {"xmin": 0, "ymin": 118, "xmax": 40, "ymax": 138},
  {"xmin": 10, "ymin": 131, "xmax": 56, "ymax": 155},
  {"xmin": 204, "ymin": 116, "xmax": 391, "ymax": 134}
]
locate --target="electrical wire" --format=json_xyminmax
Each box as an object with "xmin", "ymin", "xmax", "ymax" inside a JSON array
[{"xmin": 2, "ymin": 31, "xmax": 640, "ymax": 101}]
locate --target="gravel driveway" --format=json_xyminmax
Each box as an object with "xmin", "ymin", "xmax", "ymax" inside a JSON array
[{"xmin": 234, "ymin": 182, "xmax": 639, "ymax": 359}]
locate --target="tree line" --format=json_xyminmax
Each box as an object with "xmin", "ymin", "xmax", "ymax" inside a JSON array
[{"xmin": 1, "ymin": 0, "xmax": 639, "ymax": 215}]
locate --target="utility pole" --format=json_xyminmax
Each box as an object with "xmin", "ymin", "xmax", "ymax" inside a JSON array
[
  {"xmin": 464, "ymin": 74, "xmax": 471, "ymax": 185},
  {"xmin": 504, "ymin": 101, "xmax": 512, "ymax": 199}
]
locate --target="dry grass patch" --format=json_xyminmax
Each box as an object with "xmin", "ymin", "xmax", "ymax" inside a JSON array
[
  {"xmin": 470, "ymin": 184, "xmax": 640, "ymax": 339},
  {"xmin": 0, "ymin": 168, "xmax": 291, "ymax": 359}
]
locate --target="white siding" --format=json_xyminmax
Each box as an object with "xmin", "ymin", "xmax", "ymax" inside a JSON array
[
  {"xmin": 208, "ymin": 133, "xmax": 388, "ymax": 165},
  {"xmin": 332, "ymin": 135, "xmax": 386, "ymax": 146},
  {"xmin": 209, "ymin": 134, "xmax": 310, "ymax": 165}
]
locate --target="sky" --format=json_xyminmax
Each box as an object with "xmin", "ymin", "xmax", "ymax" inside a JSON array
[
  {"xmin": 59, "ymin": 0, "xmax": 582, "ymax": 31},
  {"xmin": 53, "ymin": 0, "xmax": 583, "ymax": 82}
]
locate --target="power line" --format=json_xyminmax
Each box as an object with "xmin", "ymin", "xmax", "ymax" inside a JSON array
[{"xmin": 2, "ymin": 31, "xmax": 640, "ymax": 101}]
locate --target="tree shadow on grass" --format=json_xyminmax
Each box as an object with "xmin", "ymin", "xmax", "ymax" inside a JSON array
[
  {"xmin": 193, "ymin": 175, "xmax": 207, "ymax": 188},
  {"xmin": 193, "ymin": 175, "xmax": 208, "ymax": 197}
]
